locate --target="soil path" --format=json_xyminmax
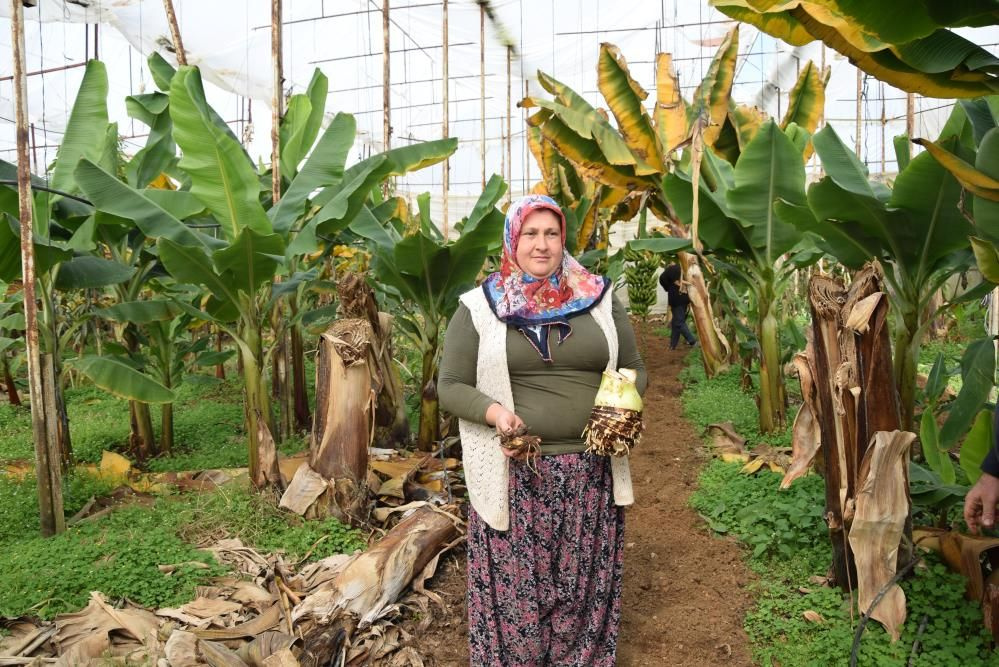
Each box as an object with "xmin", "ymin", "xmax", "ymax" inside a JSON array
[{"xmin": 408, "ymin": 333, "xmax": 756, "ymax": 665}]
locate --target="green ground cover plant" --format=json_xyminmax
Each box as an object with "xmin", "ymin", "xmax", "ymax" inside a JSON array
[
  {"xmin": 682, "ymin": 350, "xmax": 998, "ymax": 666},
  {"xmin": 0, "ymin": 479, "xmax": 365, "ymax": 620}
]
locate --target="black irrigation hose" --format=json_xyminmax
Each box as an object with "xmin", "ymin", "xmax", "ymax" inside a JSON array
[
  {"xmin": 0, "ymin": 179, "xmax": 93, "ymax": 206},
  {"xmin": 849, "ymin": 554, "xmax": 923, "ymax": 667},
  {"xmin": 908, "ymin": 613, "xmax": 930, "ymax": 666}
]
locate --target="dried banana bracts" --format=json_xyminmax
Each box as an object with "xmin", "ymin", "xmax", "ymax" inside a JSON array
[
  {"xmin": 583, "ymin": 368, "xmax": 644, "ymax": 457},
  {"xmin": 500, "ymin": 425, "xmax": 542, "ymax": 473}
]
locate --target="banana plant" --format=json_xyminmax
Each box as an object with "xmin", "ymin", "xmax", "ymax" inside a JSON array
[
  {"xmin": 664, "ymin": 120, "xmax": 817, "ymax": 433},
  {"xmin": 363, "ymin": 175, "xmax": 508, "ymax": 451},
  {"xmin": 76, "ymin": 63, "xmax": 455, "ymax": 485},
  {"xmin": 0, "ymin": 60, "xmax": 140, "ymax": 464},
  {"xmin": 777, "ymin": 121, "xmax": 979, "ymax": 430},
  {"xmin": 0, "ymin": 285, "xmax": 24, "ymax": 405},
  {"xmin": 710, "ymin": 0, "xmax": 999, "ymax": 98},
  {"xmin": 907, "ymin": 97, "xmax": 999, "ymax": 288}
]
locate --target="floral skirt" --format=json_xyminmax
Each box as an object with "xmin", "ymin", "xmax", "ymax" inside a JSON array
[{"xmin": 466, "ymin": 453, "xmax": 625, "ymax": 667}]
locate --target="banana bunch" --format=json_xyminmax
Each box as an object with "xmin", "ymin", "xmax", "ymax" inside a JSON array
[{"xmin": 623, "ymin": 247, "xmax": 659, "ymax": 319}]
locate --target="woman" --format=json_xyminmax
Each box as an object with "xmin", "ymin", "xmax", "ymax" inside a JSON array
[
  {"xmin": 658, "ymin": 263, "xmax": 696, "ymax": 350},
  {"xmin": 439, "ymin": 194, "xmax": 647, "ymax": 666}
]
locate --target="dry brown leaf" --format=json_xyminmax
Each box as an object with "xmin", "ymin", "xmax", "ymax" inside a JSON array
[
  {"xmin": 227, "ymin": 581, "xmax": 276, "ymax": 607},
  {"xmin": 156, "ymin": 607, "xmax": 211, "ymax": 629},
  {"xmin": 193, "ymin": 605, "xmax": 281, "ymax": 640},
  {"xmin": 261, "ymin": 648, "xmax": 300, "ymax": 667},
  {"xmin": 278, "ymin": 464, "xmax": 328, "ymax": 517},
  {"xmin": 377, "ymin": 476, "xmax": 407, "ymax": 499},
  {"xmin": 372, "ymin": 501, "xmax": 428, "ymax": 524},
  {"xmin": 180, "ymin": 597, "xmax": 243, "ymax": 621},
  {"xmin": 848, "ymin": 430, "xmax": 915, "ymax": 643},
  {"xmin": 236, "ymin": 631, "xmax": 298, "ymax": 667},
  {"xmin": 199, "ymin": 639, "xmax": 248, "ymax": 667},
  {"xmin": 54, "ymin": 631, "xmax": 110, "ymax": 667},
  {"xmin": 706, "ymin": 422, "xmax": 747, "ymax": 456},
  {"xmin": 781, "ymin": 355, "xmax": 822, "ymax": 490},
  {"xmin": 802, "ymin": 610, "xmax": 825, "ymax": 624},
  {"xmin": 54, "ymin": 592, "xmax": 158, "ymax": 651},
  {"xmin": 164, "ymin": 630, "xmax": 201, "ymax": 667}
]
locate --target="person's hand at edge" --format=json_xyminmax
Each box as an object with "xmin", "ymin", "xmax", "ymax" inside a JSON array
[{"xmin": 964, "ymin": 472, "xmax": 999, "ymax": 534}]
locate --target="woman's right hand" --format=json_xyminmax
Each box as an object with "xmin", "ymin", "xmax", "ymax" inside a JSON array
[{"xmin": 485, "ymin": 403, "xmax": 528, "ymax": 459}]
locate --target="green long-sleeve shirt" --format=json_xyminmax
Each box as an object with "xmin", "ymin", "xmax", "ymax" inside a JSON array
[{"xmin": 438, "ymin": 293, "xmax": 647, "ymax": 455}]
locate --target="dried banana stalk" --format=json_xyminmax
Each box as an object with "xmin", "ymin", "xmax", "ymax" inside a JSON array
[{"xmin": 583, "ymin": 368, "xmax": 644, "ymax": 457}]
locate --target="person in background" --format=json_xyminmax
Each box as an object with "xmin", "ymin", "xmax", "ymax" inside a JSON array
[
  {"xmin": 438, "ymin": 194, "xmax": 647, "ymax": 666},
  {"xmin": 658, "ymin": 263, "xmax": 696, "ymax": 350}
]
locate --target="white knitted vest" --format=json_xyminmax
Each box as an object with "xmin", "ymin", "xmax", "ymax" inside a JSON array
[{"xmin": 457, "ymin": 287, "xmax": 634, "ymax": 531}]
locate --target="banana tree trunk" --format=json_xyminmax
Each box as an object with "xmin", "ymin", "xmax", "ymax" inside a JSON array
[
  {"xmin": 290, "ymin": 319, "xmax": 311, "ymax": 433},
  {"xmin": 757, "ymin": 287, "xmax": 785, "ymax": 434},
  {"xmin": 40, "ymin": 286, "xmax": 71, "ymax": 466},
  {"xmin": 296, "ymin": 319, "xmax": 376, "ymax": 523},
  {"xmin": 160, "ymin": 366, "xmax": 174, "ymax": 455},
  {"xmin": 3, "ymin": 355, "xmax": 20, "ymax": 405},
  {"xmin": 805, "ymin": 265, "xmax": 909, "ymax": 590},
  {"xmin": 417, "ymin": 342, "xmax": 440, "ymax": 452},
  {"xmin": 160, "ymin": 403, "xmax": 174, "ymax": 455},
  {"xmin": 240, "ymin": 323, "xmax": 280, "ymax": 489},
  {"xmin": 677, "ymin": 251, "xmax": 729, "ymax": 378},
  {"xmin": 215, "ymin": 328, "xmax": 226, "ymax": 380},
  {"xmin": 122, "ymin": 326, "xmax": 156, "ymax": 459},
  {"xmin": 892, "ymin": 307, "xmax": 921, "ymax": 432},
  {"xmin": 374, "ymin": 313, "xmax": 411, "ymax": 449},
  {"xmin": 129, "ymin": 402, "xmax": 156, "ymax": 462}
]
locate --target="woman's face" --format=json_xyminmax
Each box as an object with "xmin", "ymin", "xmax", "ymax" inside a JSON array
[{"xmin": 515, "ymin": 209, "xmax": 563, "ymax": 279}]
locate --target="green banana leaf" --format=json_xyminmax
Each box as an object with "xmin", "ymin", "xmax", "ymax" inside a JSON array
[
  {"xmin": 169, "ymin": 66, "xmax": 272, "ymax": 241},
  {"xmin": 68, "ymin": 354, "xmax": 176, "ymax": 404},
  {"xmin": 50, "ymin": 60, "xmax": 110, "ymax": 196},
  {"xmin": 74, "ymin": 159, "xmax": 207, "ymax": 249}
]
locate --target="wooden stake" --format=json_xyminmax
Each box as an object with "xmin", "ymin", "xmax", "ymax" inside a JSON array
[
  {"xmin": 506, "ymin": 45, "xmax": 512, "ymax": 202},
  {"xmin": 162, "ymin": 0, "xmax": 188, "ymax": 66},
  {"xmin": 480, "ymin": 2, "xmax": 486, "ymax": 189},
  {"xmin": 906, "ymin": 93, "xmax": 915, "ymax": 140},
  {"xmin": 271, "ymin": 0, "xmax": 283, "ymax": 203},
  {"xmin": 442, "ymin": 0, "xmax": 449, "ymax": 236},
  {"xmin": 11, "ymin": 0, "xmax": 64, "ymax": 537}
]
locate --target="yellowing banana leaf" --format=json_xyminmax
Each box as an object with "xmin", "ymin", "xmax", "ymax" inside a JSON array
[
  {"xmin": 712, "ymin": 3, "xmax": 814, "ymax": 47},
  {"xmin": 729, "ymin": 104, "xmax": 767, "ymax": 152},
  {"xmin": 913, "ymin": 138, "xmax": 999, "ymax": 201},
  {"xmin": 781, "ymin": 61, "xmax": 830, "ymax": 157},
  {"xmin": 532, "ymin": 110, "xmax": 650, "ymax": 191},
  {"xmin": 528, "ymin": 74, "xmax": 650, "ymax": 171},
  {"xmin": 598, "ymin": 43, "xmax": 665, "ymax": 172},
  {"xmin": 690, "ymin": 26, "xmax": 740, "ymax": 148},
  {"xmin": 654, "ymin": 53, "xmax": 689, "ymax": 158},
  {"xmin": 100, "ymin": 450, "xmax": 132, "ymax": 480}
]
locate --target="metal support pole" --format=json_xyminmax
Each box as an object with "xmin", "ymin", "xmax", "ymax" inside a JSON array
[
  {"xmin": 442, "ymin": 0, "xmax": 449, "ymax": 235},
  {"xmin": 162, "ymin": 0, "xmax": 187, "ymax": 66},
  {"xmin": 11, "ymin": 0, "xmax": 64, "ymax": 537},
  {"xmin": 271, "ymin": 0, "xmax": 283, "ymax": 203},
  {"xmin": 855, "ymin": 68, "xmax": 862, "ymax": 158},
  {"xmin": 480, "ymin": 2, "xmax": 486, "ymax": 189}
]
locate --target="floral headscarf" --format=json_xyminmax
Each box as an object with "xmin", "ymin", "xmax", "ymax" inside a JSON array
[{"xmin": 482, "ymin": 195, "xmax": 609, "ymax": 362}]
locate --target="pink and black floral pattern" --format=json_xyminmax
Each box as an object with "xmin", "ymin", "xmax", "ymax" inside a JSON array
[{"xmin": 466, "ymin": 453, "xmax": 625, "ymax": 666}]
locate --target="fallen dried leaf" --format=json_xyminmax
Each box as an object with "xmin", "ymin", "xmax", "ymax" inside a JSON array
[{"xmin": 802, "ymin": 610, "xmax": 825, "ymax": 624}]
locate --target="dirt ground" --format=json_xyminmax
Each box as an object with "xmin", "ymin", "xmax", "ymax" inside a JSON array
[{"xmin": 405, "ymin": 331, "xmax": 756, "ymax": 666}]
